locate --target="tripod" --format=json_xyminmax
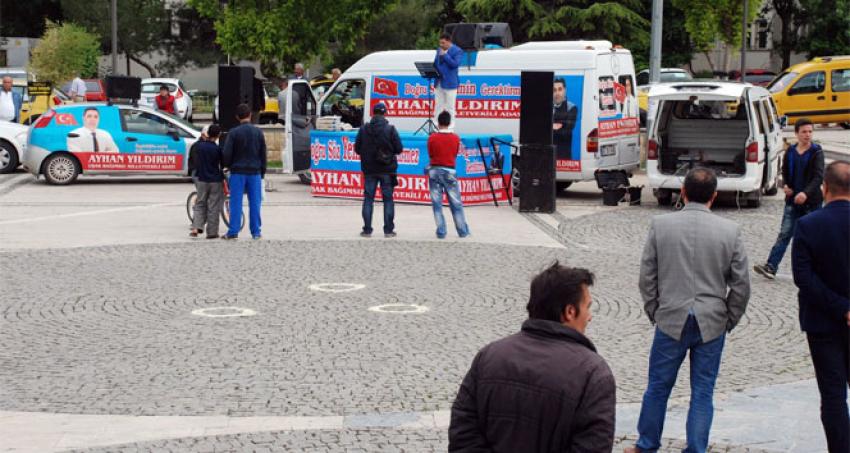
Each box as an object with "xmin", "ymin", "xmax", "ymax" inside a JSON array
[{"xmin": 414, "ymin": 61, "xmax": 440, "ymax": 135}]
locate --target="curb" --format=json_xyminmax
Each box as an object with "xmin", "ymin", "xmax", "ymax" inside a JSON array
[{"xmin": 0, "ymin": 173, "xmax": 33, "ymax": 197}]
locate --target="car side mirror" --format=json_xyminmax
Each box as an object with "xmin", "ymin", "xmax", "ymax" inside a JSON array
[{"xmin": 780, "ymin": 116, "xmax": 788, "ymax": 128}]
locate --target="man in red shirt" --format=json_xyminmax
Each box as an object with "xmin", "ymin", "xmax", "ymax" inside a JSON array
[
  {"xmin": 155, "ymin": 85, "xmax": 176, "ymax": 115},
  {"xmin": 427, "ymin": 111, "xmax": 469, "ymax": 238}
]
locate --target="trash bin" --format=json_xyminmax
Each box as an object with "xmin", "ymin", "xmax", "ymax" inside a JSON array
[
  {"xmin": 628, "ymin": 186, "xmax": 643, "ymax": 206},
  {"xmin": 602, "ymin": 185, "xmax": 627, "ymax": 206}
]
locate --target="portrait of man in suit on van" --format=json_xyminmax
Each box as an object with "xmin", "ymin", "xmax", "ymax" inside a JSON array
[
  {"xmin": 553, "ymin": 78, "xmax": 578, "ymax": 160},
  {"xmin": 67, "ymin": 107, "xmax": 119, "ymax": 153}
]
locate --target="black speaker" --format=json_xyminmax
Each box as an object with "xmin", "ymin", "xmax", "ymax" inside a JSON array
[
  {"xmin": 479, "ymin": 23, "xmax": 513, "ymax": 48},
  {"xmin": 519, "ymin": 71, "xmax": 554, "ymax": 146},
  {"xmin": 218, "ymin": 65, "xmax": 255, "ymax": 131},
  {"xmin": 519, "ymin": 144, "xmax": 556, "ymax": 213},
  {"xmin": 444, "ymin": 23, "xmax": 481, "ymax": 50},
  {"xmin": 252, "ymin": 77, "xmax": 265, "ymax": 113},
  {"xmin": 105, "ymin": 76, "xmax": 141, "ymax": 100}
]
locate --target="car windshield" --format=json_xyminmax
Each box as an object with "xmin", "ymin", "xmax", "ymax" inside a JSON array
[
  {"xmin": 141, "ymin": 83, "xmax": 176, "ymax": 94},
  {"xmin": 660, "ymin": 72, "xmax": 693, "ymax": 82},
  {"xmin": 768, "ymin": 71, "xmax": 797, "ymax": 93},
  {"xmin": 745, "ymin": 75, "xmax": 775, "ymax": 84},
  {"xmin": 85, "ymin": 81, "xmax": 101, "ymax": 92},
  {"xmin": 163, "ymin": 111, "xmax": 200, "ymax": 133}
]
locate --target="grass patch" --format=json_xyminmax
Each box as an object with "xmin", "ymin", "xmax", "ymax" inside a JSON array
[{"xmin": 267, "ymin": 160, "xmax": 283, "ymax": 169}]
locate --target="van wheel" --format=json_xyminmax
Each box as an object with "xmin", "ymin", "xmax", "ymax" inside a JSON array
[
  {"xmin": 43, "ymin": 154, "xmax": 81, "ymax": 185},
  {"xmin": 0, "ymin": 140, "xmax": 19, "ymax": 174},
  {"xmin": 298, "ymin": 170, "xmax": 312, "ymax": 185},
  {"xmin": 655, "ymin": 189, "xmax": 672, "ymax": 206},
  {"xmin": 747, "ymin": 190, "xmax": 762, "ymax": 208},
  {"xmin": 556, "ymin": 181, "xmax": 572, "ymax": 192}
]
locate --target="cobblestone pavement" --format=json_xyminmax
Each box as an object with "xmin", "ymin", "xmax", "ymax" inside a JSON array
[{"xmin": 0, "ymin": 190, "xmax": 817, "ymax": 451}]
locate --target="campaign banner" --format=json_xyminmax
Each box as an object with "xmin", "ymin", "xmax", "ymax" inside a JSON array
[
  {"xmin": 556, "ymin": 159, "xmax": 581, "ymax": 172},
  {"xmin": 310, "ymin": 130, "xmax": 513, "ymax": 205},
  {"xmin": 598, "ymin": 117, "xmax": 640, "ymax": 139},
  {"xmin": 76, "ymin": 152, "xmax": 184, "ymax": 171}
]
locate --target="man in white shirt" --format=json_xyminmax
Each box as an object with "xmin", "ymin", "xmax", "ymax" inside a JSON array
[
  {"xmin": 277, "ymin": 78, "xmax": 288, "ymax": 123},
  {"xmin": 0, "ymin": 76, "xmax": 22, "ymax": 123},
  {"xmin": 69, "ymin": 75, "xmax": 87, "ymax": 102},
  {"xmin": 293, "ymin": 63, "xmax": 305, "ymax": 79},
  {"xmin": 67, "ymin": 107, "xmax": 119, "ymax": 153}
]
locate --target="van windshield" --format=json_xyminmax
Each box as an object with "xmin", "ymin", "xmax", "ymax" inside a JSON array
[
  {"xmin": 768, "ymin": 72, "xmax": 797, "ymax": 93},
  {"xmin": 671, "ymin": 99, "xmax": 745, "ymax": 120},
  {"xmin": 660, "ymin": 72, "xmax": 692, "ymax": 82}
]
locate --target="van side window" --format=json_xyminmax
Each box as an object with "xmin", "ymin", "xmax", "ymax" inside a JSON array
[
  {"xmin": 320, "ymin": 79, "xmax": 365, "ymax": 128},
  {"xmin": 832, "ymin": 69, "xmax": 850, "ymax": 92},
  {"xmin": 752, "ymin": 101, "xmax": 766, "ymax": 134},
  {"xmin": 789, "ymin": 71, "xmax": 825, "ymax": 95},
  {"xmin": 760, "ymin": 100, "xmax": 775, "ymax": 132}
]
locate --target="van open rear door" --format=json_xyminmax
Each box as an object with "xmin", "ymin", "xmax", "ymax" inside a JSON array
[{"xmin": 283, "ymin": 79, "xmax": 317, "ymax": 180}]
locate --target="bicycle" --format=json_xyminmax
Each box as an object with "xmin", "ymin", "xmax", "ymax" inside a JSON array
[{"xmin": 186, "ymin": 174, "xmax": 245, "ymax": 231}]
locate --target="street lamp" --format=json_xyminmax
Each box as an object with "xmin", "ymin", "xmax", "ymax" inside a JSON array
[{"xmin": 111, "ymin": 0, "xmax": 118, "ymax": 75}]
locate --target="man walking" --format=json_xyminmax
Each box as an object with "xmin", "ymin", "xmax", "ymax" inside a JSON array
[
  {"xmin": 427, "ymin": 111, "xmax": 469, "ymax": 239},
  {"xmin": 754, "ymin": 118, "xmax": 824, "ymax": 279},
  {"xmin": 792, "ymin": 161, "xmax": 850, "ymax": 453},
  {"xmin": 626, "ymin": 168, "xmax": 750, "ymax": 453},
  {"xmin": 449, "ymin": 262, "xmax": 616, "ymax": 452},
  {"xmin": 190, "ymin": 124, "xmax": 224, "ymax": 239},
  {"xmin": 0, "ymin": 76, "xmax": 22, "ymax": 123},
  {"xmin": 354, "ymin": 102, "xmax": 402, "ymax": 238},
  {"xmin": 433, "ymin": 33, "xmax": 463, "ymax": 127},
  {"xmin": 222, "ymin": 103, "xmax": 266, "ymax": 240}
]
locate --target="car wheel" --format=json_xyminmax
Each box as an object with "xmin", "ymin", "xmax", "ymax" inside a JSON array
[
  {"xmin": 747, "ymin": 190, "xmax": 762, "ymax": 208},
  {"xmin": 43, "ymin": 154, "xmax": 81, "ymax": 185},
  {"xmin": 556, "ymin": 181, "xmax": 572, "ymax": 192},
  {"xmin": 298, "ymin": 170, "xmax": 312, "ymax": 185},
  {"xmin": 0, "ymin": 140, "xmax": 19, "ymax": 174}
]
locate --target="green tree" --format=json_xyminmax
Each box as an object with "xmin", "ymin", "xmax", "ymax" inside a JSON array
[
  {"xmin": 798, "ymin": 0, "xmax": 850, "ymax": 58},
  {"xmin": 671, "ymin": 0, "xmax": 761, "ymax": 71},
  {"xmin": 189, "ymin": 0, "xmax": 395, "ymax": 78},
  {"xmin": 157, "ymin": 5, "xmax": 226, "ymax": 75},
  {"xmin": 766, "ymin": 0, "xmax": 806, "ymax": 70},
  {"xmin": 0, "ymin": 0, "xmax": 63, "ymax": 38},
  {"xmin": 456, "ymin": 0, "xmax": 650, "ymax": 48},
  {"xmin": 631, "ymin": 0, "xmax": 694, "ymax": 71},
  {"xmin": 29, "ymin": 21, "xmax": 100, "ymax": 83},
  {"xmin": 61, "ymin": 0, "xmax": 170, "ymax": 76}
]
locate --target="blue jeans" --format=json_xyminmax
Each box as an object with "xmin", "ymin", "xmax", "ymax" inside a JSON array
[
  {"xmin": 766, "ymin": 203, "xmax": 819, "ymax": 269},
  {"xmin": 227, "ymin": 173, "xmax": 262, "ymax": 238},
  {"xmin": 428, "ymin": 167, "xmax": 470, "ymax": 238},
  {"xmin": 636, "ymin": 315, "xmax": 726, "ymax": 453},
  {"xmin": 362, "ymin": 174, "xmax": 395, "ymax": 234}
]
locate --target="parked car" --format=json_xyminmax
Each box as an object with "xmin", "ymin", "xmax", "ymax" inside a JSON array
[
  {"xmin": 17, "ymin": 83, "xmax": 70, "ymax": 125},
  {"xmin": 22, "ymin": 103, "xmax": 201, "ymax": 185},
  {"xmin": 726, "ymin": 69, "xmax": 777, "ymax": 87},
  {"xmin": 60, "ymin": 79, "xmax": 107, "ymax": 102},
  {"xmin": 768, "ymin": 55, "xmax": 850, "ymax": 128},
  {"xmin": 646, "ymin": 82, "xmax": 783, "ymax": 207},
  {"xmin": 636, "ymin": 68, "xmax": 694, "ymax": 126},
  {"xmin": 139, "ymin": 78, "xmax": 194, "ymax": 121},
  {"xmin": 0, "ymin": 120, "xmax": 30, "ymax": 173}
]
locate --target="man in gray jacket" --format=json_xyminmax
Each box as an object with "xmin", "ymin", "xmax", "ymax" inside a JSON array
[{"xmin": 625, "ymin": 168, "xmax": 750, "ymax": 453}]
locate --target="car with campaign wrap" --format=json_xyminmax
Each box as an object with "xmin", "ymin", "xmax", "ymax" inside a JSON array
[{"xmin": 22, "ymin": 103, "xmax": 201, "ymax": 185}]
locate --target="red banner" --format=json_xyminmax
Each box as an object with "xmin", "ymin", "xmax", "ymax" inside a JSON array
[
  {"xmin": 373, "ymin": 77, "xmax": 399, "ymax": 97},
  {"xmin": 556, "ymin": 159, "xmax": 581, "ymax": 172},
  {"xmin": 75, "ymin": 152, "xmax": 183, "ymax": 171},
  {"xmin": 369, "ymin": 99, "xmax": 520, "ymax": 119},
  {"xmin": 311, "ymin": 170, "xmax": 511, "ymax": 205},
  {"xmin": 598, "ymin": 118, "xmax": 639, "ymax": 139}
]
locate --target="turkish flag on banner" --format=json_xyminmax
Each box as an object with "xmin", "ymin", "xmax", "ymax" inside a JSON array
[
  {"xmin": 373, "ymin": 77, "xmax": 399, "ymax": 97},
  {"xmin": 54, "ymin": 113, "xmax": 78, "ymax": 126},
  {"xmin": 613, "ymin": 82, "xmax": 627, "ymax": 104}
]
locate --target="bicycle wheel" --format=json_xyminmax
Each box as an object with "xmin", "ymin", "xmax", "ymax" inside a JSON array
[
  {"xmin": 186, "ymin": 191, "xmax": 198, "ymax": 223},
  {"xmin": 220, "ymin": 200, "xmax": 246, "ymax": 231}
]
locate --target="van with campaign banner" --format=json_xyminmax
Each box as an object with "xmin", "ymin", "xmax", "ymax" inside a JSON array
[
  {"xmin": 313, "ymin": 40, "xmax": 640, "ymax": 192},
  {"xmin": 22, "ymin": 104, "xmax": 201, "ymax": 185}
]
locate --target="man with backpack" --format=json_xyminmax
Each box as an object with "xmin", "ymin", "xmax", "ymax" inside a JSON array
[{"xmin": 354, "ymin": 102, "xmax": 403, "ymax": 238}]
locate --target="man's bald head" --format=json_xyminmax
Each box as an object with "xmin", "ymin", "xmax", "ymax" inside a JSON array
[{"xmin": 824, "ymin": 160, "xmax": 850, "ymax": 200}]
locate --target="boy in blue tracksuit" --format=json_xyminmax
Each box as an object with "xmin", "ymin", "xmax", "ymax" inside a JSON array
[
  {"xmin": 433, "ymin": 33, "xmax": 464, "ymax": 127},
  {"xmin": 221, "ymin": 104, "xmax": 267, "ymax": 240}
]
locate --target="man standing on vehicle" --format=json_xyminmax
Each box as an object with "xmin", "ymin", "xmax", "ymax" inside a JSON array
[
  {"xmin": 222, "ymin": 103, "xmax": 266, "ymax": 240},
  {"xmin": 754, "ymin": 118, "xmax": 824, "ymax": 280},
  {"xmin": 354, "ymin": 102, "xmax": 402, "ymax": 238},
  {"xmin": 277, "ymin": 78, "xmax": 288, "ymax": 124},
  {"xmin": 625, "ymin": 168, "xmax": 750, "ymax": 453},
  {"xmin": 427, "ymin": 111, "xmax": 469, "ymax": 239},
  {"xmin": 552, "ymin": 77, "xmax": 578, "ymax": 160},
  {"xmin": 792, "ymin": 160, "xmax": 850, "ymax": 453},
  {"xmin": 433, "ymin": 33, "xmax": 463, "ymax": 128},
  {"xmin": 0, "ymin": 76, "xmax": 22, "ymax": 123},
  {"xmin": 155, "ymin": 85, "xmax": 176, "ymax": 116}
]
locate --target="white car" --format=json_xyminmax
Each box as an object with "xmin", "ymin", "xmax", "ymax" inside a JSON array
[
  {"xmin": 139, "ymin": 78, "xmax": 193, "ymax": 121},
  {"xmin": 0, "ymin": 121, "xmax": 30, "ymax": 173},
  {"xmin": 646, "ymin": 82, "xmax": 783, "ymax": 208}
]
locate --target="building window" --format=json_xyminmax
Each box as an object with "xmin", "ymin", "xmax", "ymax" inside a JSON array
[{"xmin": 750, "ymin": 18, "xmax": 771, "ymax": 51}]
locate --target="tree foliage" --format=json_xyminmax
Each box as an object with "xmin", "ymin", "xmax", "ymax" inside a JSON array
[
  {"xmin": 670, "ymin": 0, "xmax": 761, "ymax": 70},
  {"xmin": 30, "ymin": 21, "xmax": 100, "ymax": 83},
  {"xmin": 798, "ymin": 0, "xmax": 850, "ymax": 58},
  {"xmin": 631, "ymin": 0, "xmax": 694, "ymax": 70},
  {"xmin": 189, "ymin": 0, "xmax": 395, "ymax": 78},
  {"xmin": 157, "ymin": 5, "xmax": 226, "ymax": 76},
  {"xmin": 61, "ymin": 0, "xmax": 170, "ymax": 76},
  {"xmin": 0, "ymin": 0, "xmax": 63, "ymax": 38},
  {"xmin": 766, "ymin": 0, "xmax": 806, "ymax": 69}
]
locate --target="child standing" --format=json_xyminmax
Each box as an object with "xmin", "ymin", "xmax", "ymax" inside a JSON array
[{"xmin": 190, "ymin": 124, "xmax": 224, "ymax": 239}]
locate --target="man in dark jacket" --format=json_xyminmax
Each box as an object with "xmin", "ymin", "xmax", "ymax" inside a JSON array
[
  {"xmin": 449, "ymin": 262, "xmax": 616, "ymax": 452},
  {"xmin": 190, "ymin": 125, "xmax": 224, "ymax": 239},
  {"xmin": 792, "ymin": 160, "xmax": 850, "ymax": 453},
  {"xmin": 221, "ymin": 103, "xmax": 267, "ymax": 240},
  {"xmin": 354, "ymin": 102, "xmax": 403, "ymax": 238},
  {"xmin": 754, "ymin": 118, "xmax": 824, "ymax": 279}
]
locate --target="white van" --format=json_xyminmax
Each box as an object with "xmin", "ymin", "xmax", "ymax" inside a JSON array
[
  {"xmin": 308, "ymin": 41, "xmax": 641, "ymax": 192},
  {"xmin": 646, "ymin": 82, "xmax": 783, "ymax": 207}
]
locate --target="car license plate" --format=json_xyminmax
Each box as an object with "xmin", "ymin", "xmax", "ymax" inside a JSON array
[{"xmin": 601, "ymin": 144, "xmax": 616, "ymax": 156}]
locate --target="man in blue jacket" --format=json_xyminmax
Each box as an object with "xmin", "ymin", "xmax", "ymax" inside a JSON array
[
  {"xmin": 0, "ymin": 76, "xmax": 23, "ymax": 123},
  {"xmin": 221, "ymin": 103, "xmax": 267, "ymax": 240},
  {"xmin": 792, "ymin": 160, "xmax": 850, "ymax": 453},
  {"xmin": 433, "ymin": 33, "xmax": 463, "ymax": 128}
]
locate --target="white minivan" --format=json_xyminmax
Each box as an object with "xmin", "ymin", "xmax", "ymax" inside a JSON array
[
  {"xmin": 309, "ymin": 40, "xmax": 641, "ymax": 192},
  {"xmin": 646, "ymin": 82, "xmax": 783, "ymax": 207}
]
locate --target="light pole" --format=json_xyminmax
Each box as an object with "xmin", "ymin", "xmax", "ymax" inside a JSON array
[
  {"xmin": 740, "ymin": 0, "xmax": 748, "ymax": 81},
  {"xmin": 111, "ymin": 0, "xmax": 118, "ymax": 75},
  {"xmin": 649, "ymin": 0, "xmax": 663, "ymax": 83}
]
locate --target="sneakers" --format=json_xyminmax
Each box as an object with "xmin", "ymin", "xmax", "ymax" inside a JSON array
[
  {"xmin": 252, "ymin": 235, "xmax": 262, "ymax": 240},
  {"xmin": 384, "ymin": 232, "xmax": 397, "ymax": 238},
  {"xmin": 221, "ymin": 234, "xmax": 238, "ymax": 240},
  {"xmin": 360, "ymin": 231, "xmax": 372, "ymax": 238},
  {"xmin": 754, "ymin": 263, "xmax": 777, "ymax": 280}
]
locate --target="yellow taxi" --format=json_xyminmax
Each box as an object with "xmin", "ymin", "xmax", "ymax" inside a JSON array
[
  {"xmin": 768, "ymin": 56, "xmax": 850, "ymax": 128},
  {"xmin": 17, "ymin": 84, "xmax": 69, "ymax": 125}
]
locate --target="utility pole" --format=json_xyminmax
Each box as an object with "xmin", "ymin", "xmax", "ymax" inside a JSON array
[
  {"xmin": 111, "ymin": 0, "xmax": 118, "ymax": 75},
  {"xmin": 740, "ymin": 0, "xmax": 748, "ymax": 81},
  {"xmin": 649, "ymin": 0, "xmax": 663, "ymax": 83}
]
